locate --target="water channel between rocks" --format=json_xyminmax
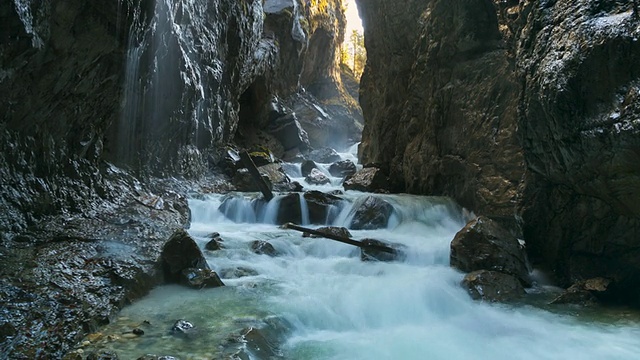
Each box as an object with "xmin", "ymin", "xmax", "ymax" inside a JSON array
[{"xmin": 80, "ymin": 147, "xmax": 640, "ymax": 359}]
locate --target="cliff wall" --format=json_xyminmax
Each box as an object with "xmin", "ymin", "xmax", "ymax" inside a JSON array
[{"xmin": 356, "ymin": 0, "xmax": 640, "ymax": 301}]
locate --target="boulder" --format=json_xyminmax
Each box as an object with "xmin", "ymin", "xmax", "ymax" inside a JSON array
[
  {"xmin": 180, "ymin": 268, "xmax": 225, "ymax": 288},
  {"xmin": 250, "ymin": 240, "xmax": 279, "ymax": 256},
  {"xmin": 276, "ymin": 193, "xmax": 302, "ymax": 224},
  {"xmin": 301, "ymin": 159, "xmax": 318, "ymax": 177},
  {"xmin": 248, "ymin": 148, "xmax": 275, "ymax": 167},
  {"xmin": 329, "ymin": 160, "xmax": 357, "ymax": 178},
  {"xmin": 307, "ymin": 147, "xmax": 341, "ymax": 163},
  {"xmin": 450, "ymin": 217, "xmax": 530, "ymax": 286},
  {"xmin": 303, "ymin": 226, "xmax": 352, "ymax": 239},
  {"xmin": 305, "ymin": 168, "xmax": 331, "ymax": 185},
  {"xmin": 461, "ymin": 270, "xmax": 525, "ymax": 302},
  {"xmin": 549, "ymin": 277, "xmax": 612, "ymax": 306},
  {"xmin": 205, "ymin": 232, "xmax": 224, "ymax": 251},
  {"xmin": 303, "ymin": 191, "xmax": 343, "ymax": 224},
  {"xmin": 349, "ymin": 196, "xmax": 394, "ymax": 230},
  {"xmin": 343, "ymin": 167, "xmax": 389, "ymax": 192},
  {"xmin": 232, "ymin": 163, "xmax": 292, "ymax": 192},
  {"xmin": 161, "ymin": 229, "xmax": 209, "ymax": 283}
]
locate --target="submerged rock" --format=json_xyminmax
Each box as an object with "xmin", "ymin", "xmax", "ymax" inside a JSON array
[
  {"xmin": 171, "ymin": 319, "xmax": 195, "ymax": 336},
  {"xmin": 549, "ymin": 278, "xmax": 612, "ymax": 306},
  {"xmin": 86, "ymin": 350, "xmax": 119, "ymax": 360},
  {"xmin": 137, "ymin": 355, "xmax": 180, "ymax": 360},
  {"xmin": 461, "ymin": 270, "xmax": 525, "ymax": 302},
  {"xmin": 450, "ymin": 217, "xmax": 531, "ymax": 286},
  {"xmin": 349, "ymin": 196, "xmax": 394, "ymax": 230},
  {"xmin": 250, "ymin": 241, "xmax": 279, "ymax": 257},
  {"xmin": 219, "ymin": 267, "xmax": 259, "ymax": 279},
  {"xmin": 360, "ymin": 239, "xmax": 407, "ymax": 262},
  {"xmin": 161, "ymin": 229, "xmax": 209, "ymax": 283},
  {"xmin": 180, "ymin": 268, "xmax": 225, "ymax": 289}
]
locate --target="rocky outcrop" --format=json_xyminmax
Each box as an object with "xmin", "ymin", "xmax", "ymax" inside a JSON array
[
  {"xmin": 517, "ymin": 2, "xmax": 640, "ymax": 301},
  {"xmin": 355, "ymin": 0, "xmax": 640, "ymax": 303}
]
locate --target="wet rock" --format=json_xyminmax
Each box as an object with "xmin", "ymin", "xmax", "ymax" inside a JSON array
[
  {"xmin": 307, "ymin": 147, "xmax": 341, "ymax": 163},
  {"xmin": 290, "ymin": 181, "xmax": 304, "ymax": 192},
  {"xmin": 171, "ymin": 319, "xmax": 195, "ymax": 335},
  {"xmin": 205, "ymin": 233, "xmax": 224, "ymax": 251},
  {"xmin": 349, "ymin": 196, "xmax": 394, "ymax": 230},
  {"xmin": 86, "ymin": 350, "xmax": 119, "ymax": 360},
  {"xmin": 132, "ymin": 328, "xmax": 144, "ymax": 336},
  {"xmin": 450, "ymin": 217, "xmax": 530, "ymax": 286},
  {"xmin": 303, "ymin": 191, "xmax": 343, "ymax": 224},
  {"xmin": 305, "ymin": 168, "xmax": 331, "ymax": 185},
  {"xmin": 232, "ymin": 163, "xmax": 293, "ymax": 193},
  {"xmin": 301, "ymin": 160, "xmax": 318, "ymax": 177},
  {"xmin": 303, "ymin": 226, "xmax": 352, "ymax": 239},
  {"xmin": 180, "ymin": 268, "xmax": 225, "ymax": 289},
  {"xmin": 137, "ymin": 355, "xmax": 180, "ymax": 360},
  {"xmin": 360, "ymin": 239, "xmax": 407, "ymax": 262},
  {"xmin": 549, "ymin": 278, "xmax": 612, "ymax": 306},
  {"xmin": 327, "ymin": 189, "xmax": 344, "ymax": 196},
  {"xmin": 250, "ymin": 241, "xmax": 279, "ymax": 257},
  {"xmin": 276, "ymin": 193, "xmax": 303, "ymax": 224},
  {"xmin": 219, "ymin": 267, "xmax": 259, "ymax": 279},
  {"xmin": 461, "ymin": 270, "xmax": 525, "ymax": 302},
  {"xmin": 343, "ymin": 167, "xmax": 389, "ymax": 192},
  {"xmin": 161, "ymin": 229, "xmax": 209, "ymax": 283},
  {"xmin": 267, "ymin": 113, "xmax": 311, "ymax": 151},
  {"xmin": 241, "ymin": 326, "xmax": 282, "ymax": 359},
  {"xmin": 329, "ymin": 160, "xmax": 357, "ymax": 178}
]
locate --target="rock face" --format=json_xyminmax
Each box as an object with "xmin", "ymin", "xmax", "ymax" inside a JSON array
[
  {"xmin": 450, "ymin": 216, "xmax": 530, "ymax": 286},
  {"xmin": 0, "ymin": 0, "xmax": 361, "ymax": 356},
  {"xmin": 355, "ymin": 0, "xmax": 640, "ymax": 302}
]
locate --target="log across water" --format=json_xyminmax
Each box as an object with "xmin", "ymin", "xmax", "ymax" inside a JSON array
[{"xmin": 282, "ymin": 223, "xmax": 406, "ymax": 262}]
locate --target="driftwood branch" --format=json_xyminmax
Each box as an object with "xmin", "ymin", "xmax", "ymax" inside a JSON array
[
  {"xmin": 282, "ymin": 223, "xmax": 397, "ymax": 254},
  {"xmin": 239, "ymin": 150, "xmax": 274, "ymax": 201}
]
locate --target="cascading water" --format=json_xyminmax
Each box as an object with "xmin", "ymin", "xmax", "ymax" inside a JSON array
[{"xmin": 81, "ymin": 146, "xmax": 640, "ymax": 359}]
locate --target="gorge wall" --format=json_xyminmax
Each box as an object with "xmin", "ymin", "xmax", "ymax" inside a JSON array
[
  {"xmin": 356, "ymin": 0, "xmax": 640, "ymax": 301},
  {"xmin": 0, "ymin": 0, "xmax": 359, "ymax": 356}
]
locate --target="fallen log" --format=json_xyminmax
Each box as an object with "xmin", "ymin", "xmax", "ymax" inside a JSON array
[
  {"xmin": 282, "ymin": 223, "xmax": 406, "ymax": 261},
  {"xmin": 239, "ymin": 150, "xmax": 274, "ymax": 202}
]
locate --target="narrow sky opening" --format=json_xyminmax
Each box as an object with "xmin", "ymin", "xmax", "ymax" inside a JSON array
[{"xmin": 344, "ymin": 0, "xmax": 363, "ymax": 35}]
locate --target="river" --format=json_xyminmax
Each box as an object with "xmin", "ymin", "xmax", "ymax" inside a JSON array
[{"xmin": 79, "ymin": 146, "xmax": 640, "ymax": 359}]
